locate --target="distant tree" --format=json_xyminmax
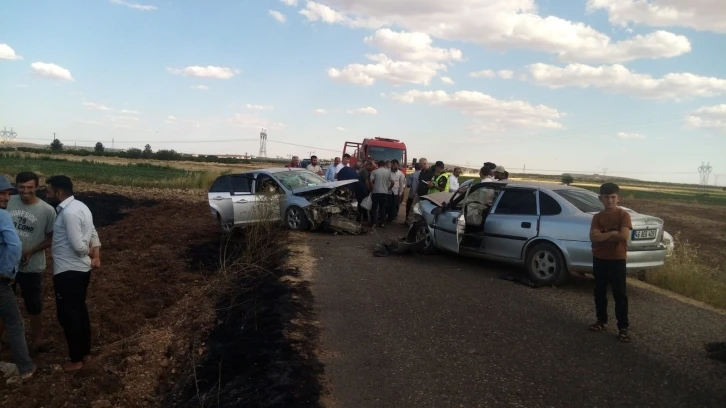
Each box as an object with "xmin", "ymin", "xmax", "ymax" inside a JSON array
[
  {"xmin": 95, "ymin": 142, "xmax": 105, "ymax": 153},
  {"xmin": 126, "ymin": 147, "xmax": 143, "ymax": 159},
  {"xmin": 561, "ymin": 173, "xmax": 574, "ymax": 185},
  {"xmin": 50, "ymin": 138, "xmax": 63, "ymax": 152},
  {"xmin": 155, "ymin": 149, "xmax": 180, "ymax": 161},
  {"xmin": 143, "ymin": 144, "xmax": 153, "ymax": 158}
]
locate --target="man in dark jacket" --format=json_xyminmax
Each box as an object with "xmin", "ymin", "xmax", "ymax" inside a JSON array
[{"xmin": 406, "ymin": 158, "xmax": 434, "ymax": 225}]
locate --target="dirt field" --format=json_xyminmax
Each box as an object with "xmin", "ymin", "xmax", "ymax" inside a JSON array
[{"xmin": 0, "ymin": 187, "xmax": 323, "ymax": 407}]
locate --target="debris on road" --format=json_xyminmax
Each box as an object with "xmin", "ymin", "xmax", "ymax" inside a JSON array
[
  {"xmin": 373, "ymin": 237, "xmax": 426, "ymax": 257},
  {"xmin": 498, "ymin": 272, "xmax": 541, "ymax": 288},
  {"xmin": 325, "ymin": 214, "xmax": 363, "ymax": 235}
]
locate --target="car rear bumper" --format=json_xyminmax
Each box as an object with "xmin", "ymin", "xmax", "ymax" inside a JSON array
[
  {"xmin": 564, "ymin": 241, "xmax": 667, "ymax": 274},
  {"xmin": 625, "ymin": 248, "xmax": 668, "ymax": 271}
]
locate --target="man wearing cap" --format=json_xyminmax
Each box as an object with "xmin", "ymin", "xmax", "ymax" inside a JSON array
[
  {"xmin": 493, "ymin": 165, "xmax": 507, "ymax": 181},
  {"xmin": 0, "ymin": 175, "xmax": 36, "ymax": 382}
]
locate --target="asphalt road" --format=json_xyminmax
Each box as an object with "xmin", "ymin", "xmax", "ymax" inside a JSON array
[{"xmin": 303, "ymin": 222, "xmax": 726, "ymax": 408}]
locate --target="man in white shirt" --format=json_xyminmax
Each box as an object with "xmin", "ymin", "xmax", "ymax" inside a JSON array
[
  {"xmin": 449, "ymin": 167, "xmax": 462, "ymax": 192},
  {"xmin": 306, "ymin": 155, "xmax": 324, "ymax": 176},
  {"xmin": 388, "ymin": 160, "xmax": 407, "ymax": 222},
  {"xmin": 45, "ymin": 175, "xmax": 101, "ymax": 373},
  {"xmin": 325, "ymin": 157, "xmax": 342, "ymax": 182}
]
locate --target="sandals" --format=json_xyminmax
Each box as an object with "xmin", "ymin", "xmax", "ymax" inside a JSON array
[
  {"xmin": 589, "ymin": 321, "xmax": 606, "ymax": 332},
  {"xmin": 589, "ymin": 322, "xmax": 632, "ymax": 343},
  {"xmin": 618, "ymin": 329, "xmax": 631, "ymax": 343}
]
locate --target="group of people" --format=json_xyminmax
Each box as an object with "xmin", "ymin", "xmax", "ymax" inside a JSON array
[{"xmin": 1, "ymin": 172, "xmax": 101, "ymax": 383}]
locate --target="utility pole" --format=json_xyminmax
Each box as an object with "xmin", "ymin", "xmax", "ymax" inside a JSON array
[
  {"xmin": 522, "ymin": 164, "xmax": 526, "ymax": 175},
  {"xmin": 603, "ymin": 168, "xmax": 607, "ymax": 176},
  {"xmin": 112, "ymin": 138, "xmax": 114, "ymax": 149},
  {"xmin": 698, "ymin": 162, "xmax": 713, "ymax": 194},
  {"xmin": 53, "ymin": 132, "xmax": 56, "ymax": 142}
]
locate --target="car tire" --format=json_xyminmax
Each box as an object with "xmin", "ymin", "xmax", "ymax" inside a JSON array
[
  {"xmin": 407, "ymin": 220, "xmax": 437, "ymax": 254},
  {"xmin": 285, "ymin": 206, "xmax": 310, "ymax": 231},
  {"xmin": 525, "ymin": 242, "xmax": 569, "ymax": 286}
]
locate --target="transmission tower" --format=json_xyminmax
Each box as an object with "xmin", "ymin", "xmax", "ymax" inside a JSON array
[
  {"xmin": 0, "ymin": 127, "xmax": 17, "ymax": 144},
  {"xmin": 698, "ymin": 162, "xmax": 712, "ymax": 193},
  {"xmin": 259, "ymin": 128, "xmax": 268, "ymax": 158}
]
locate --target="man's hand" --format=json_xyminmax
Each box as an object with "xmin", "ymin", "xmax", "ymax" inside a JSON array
[
  {"xmin": 21, "ymin": 250, "xmax": 32, "ymax": 266},
  {"xmin": 426, "ymin": 181, "xmax": 433, "ymax": 187},
  {"xmin": 91, "ymin": 256, "xmax": 101, "ymax": 269}
]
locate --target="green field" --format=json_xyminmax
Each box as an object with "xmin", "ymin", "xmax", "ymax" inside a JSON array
[{"xmin": 0, "ymin": 152, "xmax": 221, "ymax": 189}]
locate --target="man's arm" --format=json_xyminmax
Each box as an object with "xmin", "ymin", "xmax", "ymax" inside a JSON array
[
  {"xmin": 0, "ymin": 213, "xmax": 23, "ymax": 273},
  {"xmin": 605, "ymin": 211, "xmax": 633, "ymax": 242},
  {"xmin": 64, "ymin": 212, "xmax": 90, "ymax": 256}
]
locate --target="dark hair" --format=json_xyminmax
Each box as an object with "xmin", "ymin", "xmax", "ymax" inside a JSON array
[
  {"xmin": 310, "ymin": 155, "xmax": 317, "ymax": 159},
  {"xmin": 343, "ymin": 153, "xmax": 351, "ymax": 159},
  {"xmin": 414, "ymin": 163, "xmax": 422, "ymax": 171},
  {"xmin": 435, "ymin": 161, "xmax": 445, "ymax": 168},
  {"xmin": 377, "ymin": 160, "xmax": 386, "ymax": 167},
  {"xmin": 484, "ymin": 162, "xmax": 496, "ymax": 170},
  {"xmin": 391, "ymin": 159, "xmax": 399, "ymax": 165},
  {"xmin": 46, "ymin": 175, "xmax": 74, "ymax": 195},
  {"xmin": 480, "ymin": 166, "xmax": 491, "ymax": 176},
  {"xmin": 502, "ymin": 171, "xmax": 509, "ymax": 180},
  {"xmin": 600, "ymin": 182, "xmax": 620, "ymax": 195},
  {"xmin": 16, "ymin": 172, "xmax": 40, "ymax": 186}
]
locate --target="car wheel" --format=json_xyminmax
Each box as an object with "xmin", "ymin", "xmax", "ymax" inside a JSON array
[
  {"xmin": 285, "ymin": 206, "xmax": 310, "ymax": 231},
  {"xmin": 407, "ymin": 220, "xmax": 437, "ymax": 254},
  {"xmin": 526, "ymin": 242, "xmax": 568, "ymax": 286}
]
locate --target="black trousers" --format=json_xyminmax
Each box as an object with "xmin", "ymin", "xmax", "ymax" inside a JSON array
[
  {"xmin": 386, "ymin": 193, "xmax": 397, "ymax": 221},
  {"xmin": 54, "ymin": 270, "xmax": 92, "ymax": 362},
  {"xmin": 371, "ymin": 193, "xmax": 388, "ymax": 224},
  {"xmin": 405, "ymin": 197, "xmax": 414, "ymax": 218},
  {"xmin": 593, "ymin": 258, "xmax": 629, "ymax": 330}
]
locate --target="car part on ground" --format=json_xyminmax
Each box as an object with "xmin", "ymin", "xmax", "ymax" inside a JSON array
[{"xmin": 373, "ymin": 237, "xmax": 427, "ymax": 257}]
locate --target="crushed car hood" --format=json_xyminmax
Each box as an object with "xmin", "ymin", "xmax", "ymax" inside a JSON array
[
  {"xmin": 291, "ymin": 179, "xmax": 358, "ymax": 195},
  {"xmin": 420, "ymin": 191, "xmax": 454, "ymax": 207}
]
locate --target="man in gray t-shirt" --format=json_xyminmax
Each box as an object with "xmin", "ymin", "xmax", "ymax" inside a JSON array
[
  {"xmin": 369, "ymin": 162, "xmax": 394, "ymax": 227},
  {"xmin": 6, "ymin": 172, "xmax": 56, "ymax": 350}
]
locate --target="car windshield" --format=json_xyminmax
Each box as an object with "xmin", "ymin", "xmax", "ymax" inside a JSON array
[
  {"xmin": 272, "ymin": 170, "xmax": 328, "ymax": 190},
  {"xmin": 554, "ymin": 189, "xmax": 604, "ymax": 213},
  {"xmin": 368, "ymin": 146, "xmax": 404, "ymax": 163}
]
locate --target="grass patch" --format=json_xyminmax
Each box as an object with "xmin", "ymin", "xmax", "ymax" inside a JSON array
[
  {"xmin": 0, "ymin": 152, "xmax": 223, "ymax": 189},
  {"xmin": 645, "ymin": 235, "xmax": 726, "ymax": 310}
]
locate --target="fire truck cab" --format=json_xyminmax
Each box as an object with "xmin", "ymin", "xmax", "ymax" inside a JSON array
[{"xmin": 343, "ymin": 137, "xmax": 408, "ymax": 174}]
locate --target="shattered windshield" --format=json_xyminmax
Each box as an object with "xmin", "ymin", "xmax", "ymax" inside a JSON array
[{"xmin": 273, "ymin": 170, "xmax": 328, "ymax": 190}]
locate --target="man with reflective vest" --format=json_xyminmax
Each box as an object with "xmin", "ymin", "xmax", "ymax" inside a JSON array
[{"xmin": 427, "ymin": 161, "xmax": 450, "ymax": 194}]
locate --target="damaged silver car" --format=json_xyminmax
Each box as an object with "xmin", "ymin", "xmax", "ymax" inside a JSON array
[{"xmin": 208, "ymin": 168, "xmax": 361, "ymax": 233}]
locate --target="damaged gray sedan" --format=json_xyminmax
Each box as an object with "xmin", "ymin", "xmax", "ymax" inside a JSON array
[{"xmin": 208, "ymin": 168, "xmax": 360, "ymax": 233}]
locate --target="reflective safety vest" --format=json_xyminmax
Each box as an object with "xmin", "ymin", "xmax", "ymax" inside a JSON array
[{"xmin": 428, "ymin": 172, "xmax": 450, "ymax": 195}]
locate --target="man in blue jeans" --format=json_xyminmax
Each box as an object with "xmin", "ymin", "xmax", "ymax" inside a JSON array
[{"xmin": 0, "ymin": 175, "xmax": 36, "ymax": 382}]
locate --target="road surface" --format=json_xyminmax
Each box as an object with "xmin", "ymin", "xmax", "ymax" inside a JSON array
[{"xmin": 298, "ymin": 222, "xmax": 726, "ymax": 408}]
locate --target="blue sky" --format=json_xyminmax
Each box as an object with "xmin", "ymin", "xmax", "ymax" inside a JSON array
[{"xmin": 1, "ymin": 0, "xmax": 724, "ymax": 184}]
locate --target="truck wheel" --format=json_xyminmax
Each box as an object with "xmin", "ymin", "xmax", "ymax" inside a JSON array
[
  {"xmin": 407, "ymin": 220, "xmax": 437, "ymax": 254},
  {"xmin": 526, "ymin": 242, "xmax": 569, "ymax": 286}
]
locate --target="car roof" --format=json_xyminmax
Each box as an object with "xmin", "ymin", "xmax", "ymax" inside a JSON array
[{"xmin": 469, "ymin": 179, "xmax": 592, "ymax": 194}]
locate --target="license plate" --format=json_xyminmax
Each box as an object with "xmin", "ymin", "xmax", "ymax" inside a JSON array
[{"xmin": 632, "ymin": 229, "xmax": 657, "ymax": 240}]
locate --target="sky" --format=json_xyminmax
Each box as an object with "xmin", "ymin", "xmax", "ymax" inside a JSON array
[{"xmin": 1, "ymin": 0, "xmax": 725, "ymax": 184}]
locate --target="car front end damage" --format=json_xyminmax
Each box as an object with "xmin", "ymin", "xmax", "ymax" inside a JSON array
[{"xmin": 296, "ymin": 185, "xmax": 361, "ymax": 234}]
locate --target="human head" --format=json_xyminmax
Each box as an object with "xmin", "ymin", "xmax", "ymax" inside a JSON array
[
  {"xmin": 291, "ymin": 155, "xmax": 300, "ymax": 166},
  {"xmin": 334, "ymin": 157, "xmax": 341, "ymax": 166},
  {"xmin": 502, "ymin": 171, "xmax": 509, "ymax": 180},
  {"xmin": 384, "ymin": 160, "xmax": 391, "ymax": 169},
  {"xmin": 0, "ymin": 175, "xmax": 17, "ymax": 210},
  {"xmin": 15, "ymin": 171, "xmax": 40, "ymax": 204},
  {"xmin": 310, "ymin": 155, "xmax": 318, "ymax": 165},
  {"xmin": 377, "ymin": 160, "xmax": 386, "ymax": 168},
  {"xmin": 414, "ymin": 163, "xmax": 422, "ymax": 171},
  {"xmin": 493, "ymin": 165, "xmax": 506, "ymax": 179},
  {"xmin": 391, "ymin": 159, "xmax": 399, "ymax": 172},
  {"xmin": 45, "ymin": 175, "xmax": 74, "ymax": 206},
  {"xmin": 479, "ymin": 166, "xmax": 491, "ymax": 178},
  {"xmin": 365, "ymin": 160, "xmax": 374, "ymax": 170},
  {"xmin": 354, "ymin": 162, "xmax": 361, "ymax": 170},
  {"xmin": 418, "ymin": 157, "xmax": 429, "ymax": 170},
  {"xmin": 342, "ymin": 153, "xmax": 351, "ymax": 166},
  {"xmin": 453, "ymin": 167, "xmax": 462, "ymax": 177},
  {"xmin": 484, "ymin": 162, "xmax": 496, "ymax": 171},
  {"xmin": 599, "ymin": 182, "xmax": 620, "ymax": 210},
  {"xmin": 434, "ymin": 161, "xmax": 445, "ymax": 175}
]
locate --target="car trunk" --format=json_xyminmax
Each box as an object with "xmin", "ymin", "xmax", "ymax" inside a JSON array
[{"xmin": 589, "ymin": 210, "xmax": 664, "ymax": 250}]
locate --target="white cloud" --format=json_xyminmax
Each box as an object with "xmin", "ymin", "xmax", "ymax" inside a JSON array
[
  {"xmin": 314, "ymin": 108, "xmax": 327, "ymax": 114},
  {"xmin": 167, "ymin": 66, "xmax": 240, "ymax": 79},
  {"xmin": 299, "ymin": 1, "xmax": 690, "ymax": 63},
  {"xmin": 0, "ymin": 44, "xmax": 22, "ymax": 60},
  {"xmin": 109, "ymin": 0, "xmax": 157, "ymax": 11},
  {"xmin": 229, "ymin": 113, "xmax": 285, "ymax": 130},
  {"xmin": 384, "ymin": 89, "xmax": 564, "ymax": 132},
  {"xmin": 336, "ymin": 126, "xmax": 346, "ymax": 131},
  {"xmin": 498, "ymin": 70, "xmax": 514, "ymax": 79},
  {"xmin": 190, "ymin": 85, "xmax": 209, "ymax": 90},
  {"xmin": 269, "ymin": 10, "xmax": 287, "ymax": 23},
  {"xmin": 587, "ymin": 0, "xmax": 726, "ymax": 34},
  {"xmin": 617, "ymin": 131, "xmax": 646, "ymax": 139},
  {"xmin": 469, "ymin": 69, "xmax": 515, "ymax": 79},
  {"xmin": 348, "ymin": 107, "xmax": 377, "ymax": 115},
  {"xmin": 106, "ymin": 115, "xmax": 140, "ymax": 129},
  {"xmin": 364, "ymin": 29, "xmax": 463, "ymax": 62},
  {"xmin": 281, "ymin": 0, "xmax": 298, "ymax": 6},
  {"xmin": 440, "ymin": 76, "xmax": 454, "ymax": 85},
  {"xmin": 83, "ymin": 102, "xmax": 111, "ymax": 111},
  {"xmin": 328, "ymin": 53, "xmax": 445, "ymax": 86},
  {"xmin": 165, "ymin": 115, "xmax": 177, "ymax": 124},
  {"xmin": 120, "ymin": 109, "xmax": 141, "ymax": 114},
  {"xmin": 527, "ymin": 63, "xmax": 726, "ymax": 100},
  {"xmin": 30, "ymin": 62, "xmax": 74, "ymax": 81},
  {"xmin": 686, "ymin": 104, "xmax": 726, "ymax": 132},
  {"xmin": 246, "ymin": 104, "xmax": 274, "ymax": 110}
]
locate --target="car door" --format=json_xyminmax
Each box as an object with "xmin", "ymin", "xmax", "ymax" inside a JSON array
[
  {"xmin": 431, "ymin": 183, "xmax": 470, "ymax": 253},
  {"xmin": 482, "ymin": 187, "xmax": 539, "ymax": 260},
  {"xmin": 208, "ymin": 176, "xmax": 233, "ymax": 224},
  {"xmin": 252, "ymin": 173, "xmax": 283, "ymax": 222},
  {"xmin": 230, "ymin": 175, "xmax": 256, "ymax": 226}
]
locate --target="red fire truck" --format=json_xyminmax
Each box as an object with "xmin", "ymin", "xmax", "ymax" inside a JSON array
[{"xmin": 343, "ymin": 137, "xmax": 409, "ymax": 174}]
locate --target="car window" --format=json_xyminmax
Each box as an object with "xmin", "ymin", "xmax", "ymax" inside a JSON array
[
  {"xmin": 255, "ymin": 174, "xmax": 283, "ymax": 194},
  {"xmin": 554, "ymin": 190, "xmax": 604, "ymax": 213},
  {"xmin": 230, "ymin": 176, "xmax": 252, "ymax": 194},
  {"xmin": 273, "ymin": 170, "xmax": 328, "ymax": 190},
  {"xmin": 539, "ymin": 191, "xmax": 562, "ymax": 216},
  {"xmin": 450, "ymin": 179, "xmax": 473, "ymax": 208},
  {"xmin": 493, "ymin": 189, "xmax": 537, "ymax": 215},
  {"xmin": 209, "ymin": 176, "xmax": 230, "ymax": 193}
]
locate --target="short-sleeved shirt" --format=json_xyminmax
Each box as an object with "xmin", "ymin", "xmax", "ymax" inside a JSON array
[
  {"xmin": 370, "ymin": 167, "xmax": 393, "ymax": 194},
  {"xmin": 7, "ymin": 196, "xmax": 57, "ymax": 273},
  {"xmin": 591, "ymin": 208, "xmax": 633, "ymax": 260},
  {"xmin": 306, "ymin": 164, "xmax": 322, "ymax": 174},
  {"xmin": 391, "ymin": 170, "xmax": 406, "ymax": 195}
]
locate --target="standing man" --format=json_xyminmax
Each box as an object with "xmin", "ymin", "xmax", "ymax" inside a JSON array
[
  {"xmin": 427, "ymin": 161, "xmax": 450, "ymax": 194},
  {"xmin": 45, "ymin": 175, "xmax": 102, "ymax": 372},
  {"xmin": 405, "ymin": 163, "xmax": 422, "ymax": 221},
  {"xmin": 369, "ymin": 160, "xmax": 393, "ymax": 228},
  {"xmin": 0, "ymin": 175, "xmax": 35, "ymax": 381},
  {"xmin": 449, "ymin": 167, "xmax": 462, "ymax": 192},
  {"xmin": 335, "ymin": 154, "xmax": 351, "ymax": 180},
  {"xmin": 306, "ymin": 155, "xmax": 324, "ymax": 176},
  {"xmin": 285, "ymin": 156, "xmax": 301, "ymax": 168},
  {"xmin": 588, "ymin": 182, "xmax": 633, "ymax": 343},
  {"xmin": 388, "ymin": 160, "xmax": 406, "ymax": 222},
  {"xmin": 493, "ymin": 165, "xmax": 507, "ymax": 181},
  {"xmin": 405, "ymin": 158, "xmax": 432, "ymax": 226},
  {"xmin": 6, "ymin": 172, "xmax": 56, "ymax": 352},
  {"xmin": 325, "ymin": 157, "xmax": 342, "ymax": 181}
]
